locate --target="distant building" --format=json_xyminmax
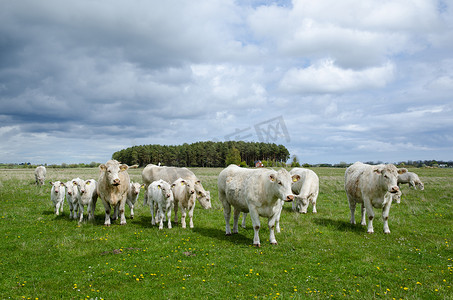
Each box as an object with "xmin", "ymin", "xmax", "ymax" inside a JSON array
[{"xmin": 255, "ymin": 160, "xmax": 264, "ymax": 168}]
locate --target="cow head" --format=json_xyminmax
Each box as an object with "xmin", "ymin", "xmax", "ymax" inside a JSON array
[
  {"xmin": 374, "ymin": 164, "xmax": 405, "ymax": 194},
  {"xmin": 100, "ymin": 160, "xmax": 128, "ymax": 186},
  {"xmin": 50, "ymin": 181, "xmax": 64, "ymax": 194},
  {"xmin": 269, "ymin": 169, "xmax": 300, "ymax": 202},
  {"xmin": 293, "ymin": 195, "xmax": 310, "ymax": 213},
  {"xmin": 130, "ymin": 182, "xmax": 142, "ymax": 195},
  {"xmin": 158, "ymin": 180, "xmax": 173, "ymax": 199},
  {"xmin": 195, "ymin": 180, "xmax": 211, "ymax": 209}
]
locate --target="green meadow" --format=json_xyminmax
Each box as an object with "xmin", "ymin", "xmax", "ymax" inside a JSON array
[{"xmin": 0, "ymin": 167, "xmax": 451, "ymax": 299}]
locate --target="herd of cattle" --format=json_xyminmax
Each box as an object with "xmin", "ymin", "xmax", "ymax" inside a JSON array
[{"xmin": 34, "ymin": 160, "xmax": 424, "ymax": 246}]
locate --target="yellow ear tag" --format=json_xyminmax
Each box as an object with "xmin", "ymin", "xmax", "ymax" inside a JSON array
[
  {"xmin": 293, "ymin": 178, "xmax": 298, "ymax": 182},
  {"xmin": 158, "ymin": 185, "xmax": 161, "ymax": 190},
  {"xmin": 73, "ymin": 182, "xmax": 77, "ymax": 186},
  {"xmin": 60, "ymin": 183, "xmax": 65, "ymax": 186},
  {"xmin": 181, "ymin": 182, "xmax": 185, "ymax": 186},
  {"xmin": 86, "ymin": 181, "xmax": 90, "ymax": 185}
]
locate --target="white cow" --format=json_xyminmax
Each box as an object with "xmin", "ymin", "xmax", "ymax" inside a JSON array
[
  {"xmin": 345, "ymin": 162, "xmax": 406, "ymax": 234},
  {"xmin": 98, "ymin": 160, "xmax": 134, "ymax": 226},
  {"xmin": 172, "ymin": 178, "xmax": 206, "ymax": 229},
  {"xmin": 218, "ymin": 165, "xmax": 300, "ymax": 246},
  {"xmin": 126, "ymin": 182, "xmax": 143, "ymax": 219},
  {"xmin": 50, "ymin": 181, "xmax": 65, "ymax": 215},
  {"xmin": 148, "ymin": 179, "xmax": 174, "ymax": 229},
  {"xmin": 64, "ymin": 178, "xmax": 83, "ymax": 219},
  {"xmin": 75, "ymin": 179, "xmax": 98, "ymax": 223},
  {"xmin": 35, "ymin": 166, "xmax": 46, "ymax": 185},
  {"xmin": 142, "ymin": 164, "xmax": 211, "ymax": 209},
  {"xmin": 290, "ymin": 168, "xmax": 319, "ymax": 214},
  {"xmin": 398, "ymin": 171, "xmax": 424, "ymax": 190}
]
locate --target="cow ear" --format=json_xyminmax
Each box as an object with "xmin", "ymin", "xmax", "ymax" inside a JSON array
[
  {"xmin": 157, "ymin": 185, "xmax": 161, "ymax": 190},
  {"xmin": 99, "ymin": 164, "xmax": 106, "ymax": 171},
  {"xmin": 195, "ymin": 180, "xmax": 201, "ymax": 185},
  {"xmin": 86, "ymin": 180, "xmax": 91, "ymax": 185},
  {"xmin": 292, "ymin": 174, "xmax": 300, "ymax": 182},
  {"xmin": 269, "ymin": 174, "xmax": 276, "ymax": 182},
  {"xmin": 120, "ymin": 164, "xmax": 129, "ymax": 171},
  {"xmin": 171, "ymin": 183, "xmax": 176, "ymax": 188},
  {"xmin": 60, "ymin": 182, "xmax": 65, "ymax": 186},
  {"xmin": 49, "ymin": 181, "xmax": 53, "ymax": 185},
  {"xmin": 180, "ymin": 180, "xmax": 186, "ymax": 186},
  {"xmin": 398, "ymin": 168, "xmax": 407, "ymax": 174},
  {"xmin": 141, "ymin": 184, "xmax": 145, "ymax": 188},
  {"xmin": 374, "ymin": 168, "xmax": 382, "ymax": 175}
]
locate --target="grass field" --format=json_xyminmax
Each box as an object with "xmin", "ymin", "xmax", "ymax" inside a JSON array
[{"xmin": 0, "ymin": 167, "xmax": 451, "ymax": 299}]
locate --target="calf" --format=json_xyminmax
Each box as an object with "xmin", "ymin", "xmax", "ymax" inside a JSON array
[
  {"xmin": 172, "ymin": 178, "xmax": 199, "ymax": 229},
  {"xmin": 290, "ymin": 168, "xmax": 319, "ymax": 213},
  {"xmin": 75, "ymin": 179, "xmax": 98, "ymax": 223},
  {"xmin": 126, "ymin": 182, "xmax": 143, "ymax": 219},
  {"xmin": 64, "ymin": 178, "xmax": 83, "ymax": 219},
  {"xmin": 345, "ymin": 162, "xmax": 406, "ymax": 234},
  {"xmin": 50, "ymin": 181, "xmax": 65, "ymax": 215},
  {"xmin": 147, "ymin": 180, "xmax": 174, "ymax": 229},
  {"xmin": 218, "ymin": 165, "xmax": 300, "ymax": 246},
  {"xmin": 398, "ymin": 171, "xmax": 424, "ymax": 190}
]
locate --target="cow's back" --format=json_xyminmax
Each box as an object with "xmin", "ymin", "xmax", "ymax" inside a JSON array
[{"xmin": 143, "ymin": 165, "xmax": 197, "ymax": 185}]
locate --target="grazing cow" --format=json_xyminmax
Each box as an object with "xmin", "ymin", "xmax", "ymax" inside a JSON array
[
  {"xmin": 50, "ymin": 181, "xmax": 65, "ymax": 215},
  {"xmin": 345, "ymin": 162, "xmax": 406, "ymax": 234},
  {"xmin": 126, "ymin": 182, "xmax": 143, "ymax": 219},
  {"xmin": 142, "ymin": 164, "xmax": 211, "ymax": 209},
  {"xmin": 64, "ymin": 178, "xmax": 83, "ymax": 219},
  {"xmin": 290, "ymin": 168, "xmax": 319, "ymax": 214},
  {"xmin": 75, "ymin": 179, "xmax": 98, "ymax": 223},
  {"xmin": 35, "ymin": 166, "xmax": 46, "ymax": 185},
  {"xmin": 148, "ymin": 180, "xmax": 174, "ymax": 229},
  {"xmin": 398, "ymin": 171, "xmax": 424, "ymax": 190},
  {"xmin": 218, "ymin": 165, "xmax": 300, "ymax": 246},
  {"xmin": 98, "ymin": 160, "xmax": 132, "ymax": 226}
]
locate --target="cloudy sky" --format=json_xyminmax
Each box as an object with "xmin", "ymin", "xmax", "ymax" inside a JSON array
[{"xmin": 1, "ymin": 0, "xmax": 452, "ymax": 165}]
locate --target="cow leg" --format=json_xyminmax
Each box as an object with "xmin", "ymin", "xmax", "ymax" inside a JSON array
[
  {"xmin": 275, "ymin": 201, "xmax": 283, "ymax": 233},
  {"xmin": 363, "ymin": 199, "xmax": 375, "ymax": 234},
  {"xmin": 382, "ymin": 200, "xmax": 392, "ymax": 234},
  {"xmin": 158, "ymin": 206, "xmax": 164, "ymax": 230},
  {"xmin": 232, "ymin": 208, "xmax": 241, "ymax": 234},
  {"xmin": 249, "ymin": 208, "xmax": 261, "ymax": 247},
  {"xmin": 126, "ymin": 199, "xmax": 134, "ymax": 219},
  {"xmin": 73, "ymin": 202, "xmax": 79, "ymax": 220},
  {"xmin": 181, "ymin": 207, "xmax": 187, "ymax": 229},
  {"xmin": 241, "ymin": 213, "xmax": 247, "ymax": 228},
  {"xmin": 268, "ymin": 214, "xmax": 279, "ymax": 245},
  {"xmin": 78, "ymin": 204, "xmax": 84, "ymax": 223},
  {"xmin": 222, "ymin": 203, "xmax": 232, "ymax": 236},
  {"xmin": 348, "ymin": 198, "xmax": 356, "ymax": 224},
  {"xmin": 166, "ymin": 205, "xmax": 172, "ymax": 229},
  {"xmin": 102, "ymin": 200, "xmax": 111, "ymax": 226},
  {"xmin": 87, "ymin": 202, "xmax": 93, "ymax": 221},
  {"xmin": 188, "ymin": 205, "xmax": 195, "ymax": 229},
  {"xmin": 311, "ymin": 196, "xmax": 317, "ymax": 213},
  {"xmin": 118, "ymin": 199, "xmax": 126, "ymax": 225},
  {"xmin": 360, "ymin": 203, "xmax": 367, "ymax": 226},
  {"xmin": 150, "ymin": 200, "xmax": 156, "ymax": 226}
]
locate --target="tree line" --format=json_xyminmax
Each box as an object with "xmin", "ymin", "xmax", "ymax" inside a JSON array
[{"xmin": 111, "ymin": 141, "xmax": 290, "ymax": 168}]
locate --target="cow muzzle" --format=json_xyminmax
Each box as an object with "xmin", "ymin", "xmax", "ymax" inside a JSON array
[
  {"xmin": 389, "ymin": 186, "xmax": 399, "ymax": 193},
  {"xmin": 113, "ymin": 179, "xmax": 120, "ymax": 186},
  {"xmin": 285, "ymin": 195, "xmax": 294, "ymax": 202}
]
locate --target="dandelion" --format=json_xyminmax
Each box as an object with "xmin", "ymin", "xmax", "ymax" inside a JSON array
[{"xmin": 417, "ymin": 282, "xmax": 422, "ymax": 285}]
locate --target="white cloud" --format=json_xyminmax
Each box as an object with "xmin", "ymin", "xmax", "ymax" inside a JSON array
[{"xmin": 279, "ymin": 59, "xmax": 395, "ymax": 93}]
